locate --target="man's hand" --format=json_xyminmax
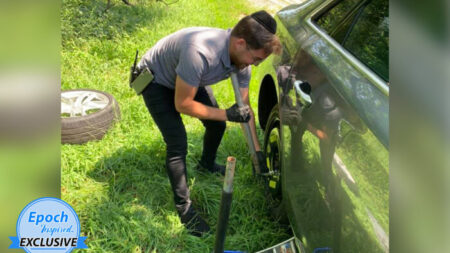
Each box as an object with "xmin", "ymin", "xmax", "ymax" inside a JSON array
[
  {"xmin": 226, "ymin": 104, "xmax": 251, "ymax": 122},
  {"xmin": 256, "ymin": 151, "xmax": 269, "ymax": 173}
]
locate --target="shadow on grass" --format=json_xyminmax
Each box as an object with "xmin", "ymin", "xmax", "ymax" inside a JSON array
[
  {"xmin": 85, "ymin": 124, "xmax": 251, "ymax": 217},
  {"xmin": 88, "ymin": 142, "xmax": 169, "ymax": 207},
  {"xmin": 82, "ymin": 123, "xmax": 291, "ymax": 251},
  {"xmin": 83, "ymin": 130, "xmax": 218, "ymax": 251}
]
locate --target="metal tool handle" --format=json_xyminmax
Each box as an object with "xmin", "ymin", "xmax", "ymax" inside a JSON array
[
  {"xmin": 230, "ymin": 73, "xmax": 261, "ymax": 174},
  {"xmin": 214, "ymin": 157, "xmax": 236, "ymax": 253}
]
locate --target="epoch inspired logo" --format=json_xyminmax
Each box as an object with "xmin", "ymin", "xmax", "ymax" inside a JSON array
[{"xmin": 9, "ymin": 197, "xmax": 87, "ymax": 253}]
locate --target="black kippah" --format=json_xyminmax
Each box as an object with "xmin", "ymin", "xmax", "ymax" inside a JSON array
[{"xmin": 250, "ymin": 10, "xmax": 277, "ymax": 34}]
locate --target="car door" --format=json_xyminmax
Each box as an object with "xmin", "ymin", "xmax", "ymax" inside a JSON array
[{"xmin": 279, "ymin": 0, "xmax": 389, "ymax": 252}]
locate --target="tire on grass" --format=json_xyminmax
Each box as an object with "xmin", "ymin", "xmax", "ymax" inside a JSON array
[{"xmin": 61, "ymin": 89, "xmax": 120, "ymax": 144}]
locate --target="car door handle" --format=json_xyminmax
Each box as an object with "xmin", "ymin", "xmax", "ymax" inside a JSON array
[{"xmin": 293, "ymin": 80, "xmax": 312, "ymax": 107}]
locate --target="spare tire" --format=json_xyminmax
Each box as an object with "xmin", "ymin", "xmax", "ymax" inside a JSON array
[{"xmin": 61, "ymin": 89, "xmax": 120, "ymax": 144}]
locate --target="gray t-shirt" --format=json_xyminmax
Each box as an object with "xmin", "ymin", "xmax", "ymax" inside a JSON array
[{"xmin": 138, "ymin": 27, "xmax": 251, "ymax": 89}]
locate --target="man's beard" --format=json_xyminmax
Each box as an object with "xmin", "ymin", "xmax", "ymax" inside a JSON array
[
  {"xmin": 234, "ymin": 60, "xmax": 248, "ymax": 70},
  {"xmin": 230, "ymin": 54, "xmax": 246, "ymax": 70},
  {"xmin": 236, "ymin": 63, "xmax": 246, "ymax": 69}
]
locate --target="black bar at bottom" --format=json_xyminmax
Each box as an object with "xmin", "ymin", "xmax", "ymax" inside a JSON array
[{"xmin": 214, "ymin": 192, "xmax": 233, "ymax": 253}]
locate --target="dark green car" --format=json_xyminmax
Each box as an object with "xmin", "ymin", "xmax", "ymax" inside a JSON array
[{"xmin": 254, "ymin": 0, "xmax": 388, "ymax": 252}]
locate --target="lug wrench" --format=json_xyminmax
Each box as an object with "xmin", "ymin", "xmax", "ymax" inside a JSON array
[{"xmin": 230, "ymin": 73, "xmax": 261, "ymax": 174}]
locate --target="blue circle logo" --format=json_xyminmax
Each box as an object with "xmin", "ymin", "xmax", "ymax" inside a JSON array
[{"xmin": 9, "ymin": 197, "xmax": 87, "ymax": 252}]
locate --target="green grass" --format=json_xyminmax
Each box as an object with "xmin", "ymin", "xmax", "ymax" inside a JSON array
[{"xmin": 61, "ymin": 0, "xmax": 290, "ymax": 252}]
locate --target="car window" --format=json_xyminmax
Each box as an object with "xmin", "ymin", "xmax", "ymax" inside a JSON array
[
  {"xmin": 315, "ymin": 0, "xmax": 360, "ymax": 38},
  {"xmin": 342, "ymin": 0, "xmax": 389, "ymax": 81},
  {"xmin": 315, "ymin": 0, "xmax": 389, "ymax": 82}
]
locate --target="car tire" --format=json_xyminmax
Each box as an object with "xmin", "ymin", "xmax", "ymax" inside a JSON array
[
  {"xmin": 61, "ymin": 89, "xmax": 120, "ymax": 144},
  {"xmin": 263, "ymin": 105, "xmax": 288, "ymax": 223}
]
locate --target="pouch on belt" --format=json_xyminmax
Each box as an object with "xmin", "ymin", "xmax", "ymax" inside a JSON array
[{"xmin": 129, "ymin": 50, "xmax": 154, "ymax": 95}]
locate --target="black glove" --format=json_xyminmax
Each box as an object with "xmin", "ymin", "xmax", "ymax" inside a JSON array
[
  {"xmin": 225, "ymin": 104, "xmax": 251, "ymax": 122},
  {"xmin": 256, "ymin": 151, "xmax": 269, "ymax": 173}
]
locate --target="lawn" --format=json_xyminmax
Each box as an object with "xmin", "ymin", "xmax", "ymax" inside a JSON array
[{"xmin": 61, "ymin": 0, "xmax": 290, "ymax": 252}]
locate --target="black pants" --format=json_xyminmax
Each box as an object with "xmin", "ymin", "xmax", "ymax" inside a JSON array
[{"xmin": 142, "ymin": 81, "xmax": 226, "ymax": 214}]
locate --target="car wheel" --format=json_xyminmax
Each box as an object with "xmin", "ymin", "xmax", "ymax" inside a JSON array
[
  {"xmin": 61, "ymin": 89, "xmax": 120, "ymax": 144},
  {"xmin": 264, "ymin": 105, "xmax": 282, "ymax": 201},
  {"xmin": 263, "ymin": 105, "xmax": 289, "ymax": 223}
]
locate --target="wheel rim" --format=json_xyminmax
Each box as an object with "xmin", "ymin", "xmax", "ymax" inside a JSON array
[
  {"xmin": 265, "ymin": 125, "xmax": 282, "ymax": 198},
  {"xmin": 61, "ymin": 91, "xmax": 109, "ymax": 118}
]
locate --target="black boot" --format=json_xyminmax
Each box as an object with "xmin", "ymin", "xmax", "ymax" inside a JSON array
[
  {"xmin": 197, "ymin": 160, "xmax": 226, "ymax": 176},
  {"xmin": 178, "ymin": 204, "xmax": 210, "ymax": 237}
]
